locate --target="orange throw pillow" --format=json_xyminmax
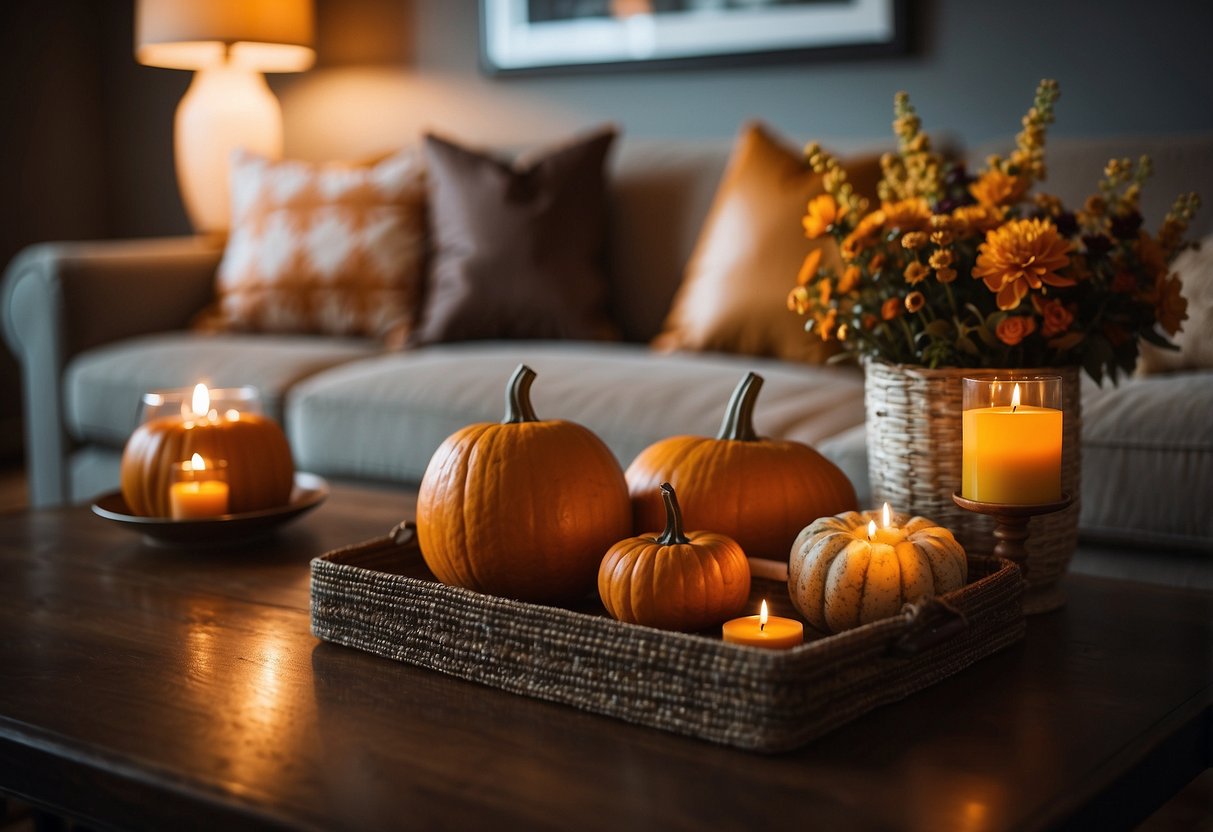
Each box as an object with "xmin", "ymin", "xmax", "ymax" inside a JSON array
[
  {"xmin": 198, "ymin": 148, "xmax": 427, "ymax": 346},
  {"xmin": 653, "ymin": 122, "xmax": 882, "ymax": 363}
]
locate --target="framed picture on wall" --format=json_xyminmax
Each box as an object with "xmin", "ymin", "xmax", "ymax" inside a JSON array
[{"xmin": 479, "ymin": 0, "xmax": 907, "ymax": 75}]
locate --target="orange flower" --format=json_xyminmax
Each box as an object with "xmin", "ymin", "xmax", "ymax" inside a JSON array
[
  {"xmin": 797, "ymin": 248, "xmax": 824, "ymax": 286},
  {"xmin": 803, "ymin": 194, "xmax": 843, "ymax": 239},
  {"xmin": 995, "ymin": 315, "xmax": 1037, "ymax": 346},
  {"xmin": 904, "ymin": 291, "xmax": 926, "ymax": 313},
  {"xmin": 935, "ymin": 267, "xmax": 958, "ymax": 284},
  {"xmin": 972, "ymin": 218, "xmax": 1075, "ymax": 310},
  {"xmin": 951, "ymin": 204, "xmax": 1006, "ymax": 236},
  {"xmin": 817, "ymin": 309, "xmax": 838, "ymax": 341},
  {"xmin": 837, "ymin": 264, "xmax": 862, "ymax": 295},
  {"xmin": 1037, "ymin": 298, "xmax": 1074, "ymax": 337},
  {"xmin": 881, "ymin": 297, "xmax": 903, "ymax": 321},
  {"xmin": 880, "ymin": 198, "xmax": 931, "ymax": 232},
  {"xmin": 904, "ymin": 262, "xmax": 930, "ymax": 285},
  {"xmin": 1135, "ymin": 233, "xmax": 1168, "ymax": 282},
  {"xmin": 1155, "ymin": 273, "xmax": 1188, "ymax": 336},
  {"xmin": 969, "ymin": 169, "xmax": 1029, "ymax": 207}
]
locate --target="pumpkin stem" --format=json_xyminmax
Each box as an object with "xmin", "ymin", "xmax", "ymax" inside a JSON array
[
  {"xmin": 716, "ymin": 372, "xmax": 762, "ymax": 441},
  {"xmin": 503, "ymin": 364, "xmax": 539, "ymax": 424},
  {"xmin": 656, "ymin": 482, "xmax": 691, "ymax": 546}
]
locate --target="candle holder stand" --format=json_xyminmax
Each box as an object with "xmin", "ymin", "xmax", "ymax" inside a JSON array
[{"xmin": 951, "ymin": 492, "xmax": 1074, "ymax": 615}]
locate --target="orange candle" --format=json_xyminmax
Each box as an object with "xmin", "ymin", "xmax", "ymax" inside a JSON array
[
  {"xmin": 722, "ymin": 600, "xmax": 804, "ymax": 649},
  {"xmin": 962, "ymin": 379, "xmax": 1062, "ymax": 504},
  {"xmin": 169, "ymin": 453, "xmax": 230, "ymax": 519}
]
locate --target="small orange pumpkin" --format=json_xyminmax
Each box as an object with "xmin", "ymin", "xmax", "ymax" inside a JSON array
[
  {"xmin": 120, "ymin": 411, "xmax": 294, "ymax": 517},
  {"xmin": 625, "ymin": 372, "xmax": 858, "ymax": 560},
  {"xmin": 598, "ymin": 482, "xmax": 750, "ymax": 631},
  {"xmin": 417, "ymin": 364, "xmax": 632, "ymax": 603}
]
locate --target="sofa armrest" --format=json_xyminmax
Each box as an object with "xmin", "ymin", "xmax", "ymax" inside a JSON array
[{"xmin": 1, "ymin": 236, "xmax": 223, "ymax": 506}]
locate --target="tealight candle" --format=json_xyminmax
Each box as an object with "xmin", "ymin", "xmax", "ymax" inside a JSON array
[
  {"xmin": 722, "ymin": 600, "xmax": 804, "ymax": 649},
  {"xmin": 169, "ymin": 453, "xmax": 230, "ymax": 519},
  {"xmin": 962, "ymin": 376, "xmax": 1062, "ymax": 504}
]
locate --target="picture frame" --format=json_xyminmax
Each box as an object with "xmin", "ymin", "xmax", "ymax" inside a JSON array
[{"xmin": 479, "ymin": 0, "xmax": 908, "ymax": 76}]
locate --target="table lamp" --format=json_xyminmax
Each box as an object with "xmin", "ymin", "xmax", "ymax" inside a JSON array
[{"xmin": 135, "ymin": 0, "xmax": 315, "ymax": 235}]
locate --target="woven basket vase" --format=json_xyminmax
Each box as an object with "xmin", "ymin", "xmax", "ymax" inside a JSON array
[{"xmin": 864, "ymin": 361, "xmax": 1081, "ymax": 614}]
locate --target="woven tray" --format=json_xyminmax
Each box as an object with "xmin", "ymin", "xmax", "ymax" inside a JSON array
[{"xmin": 310, "ymin": 525, "xmax": 1025, "ymax": 753}]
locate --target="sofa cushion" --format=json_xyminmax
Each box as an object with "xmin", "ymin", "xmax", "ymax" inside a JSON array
[
  {"xmin": 198, "ymin": 148, "xmax": 427, "ymax": 345},
  {"xmin": 412, "ymin": 128, "xmax": 619, "ymax": 345},
  {"xmin": 652, "ymin": 122, "xmax": 884, "ymax": 364},
  {"xmin": 1079, "ymin": 371, "xmax": 1213, "ymax": 549},
  {"xmin": 64, "ymin": 333, "xmax": 379, "ymax": 448},
  {"xmin": 285, "ymin": 342, "xmax": 866, "ymax": 485}
]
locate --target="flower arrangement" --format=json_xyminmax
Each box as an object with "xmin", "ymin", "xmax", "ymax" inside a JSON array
[{"xmin": 787, "ymin": 79, "xmax": 1201, "ymax": 384}]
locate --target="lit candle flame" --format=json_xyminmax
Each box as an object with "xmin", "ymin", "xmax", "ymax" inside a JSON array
[
  {"xmin": 191, "ymin": 383, "xmax": 210, "ymax": 418},
  {"xmin": 867, "ymin": 519, "xmax": 877, "ymax": 540},
  {"xmin": 189, "ymin": 452, "xmax": 205, "ymax": 471},
  {"xmin": 759, "ymin": 599, "xmax": 768, "ymax": 632},
  {"xmin": 881, "ymin": 502, "xmax": 892, "ymax": 528},
  {"xmin": 1011, "ymin": 382, "xmax": 1021, "ymax": 413}
]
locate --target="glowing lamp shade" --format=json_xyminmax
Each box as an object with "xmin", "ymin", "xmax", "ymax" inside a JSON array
[{"xmin": 134, "ymin": 0, "xmax": 315, "ymax": 235}]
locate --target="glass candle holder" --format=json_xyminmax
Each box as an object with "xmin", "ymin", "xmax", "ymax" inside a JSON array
[
  {"xmin": 139, "ymin": 384, "xmax": 263, "ymax": 426},
  {"xmin": 169, "ymin": 455, "xmax": 230, "ymax": 519},
  {"xmin": 961, "ymin": 375, "xmax": 1063, "ymax": 505}
]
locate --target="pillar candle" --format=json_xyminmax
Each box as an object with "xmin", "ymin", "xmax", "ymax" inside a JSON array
[{"xmin": 962, "ymin": 379, "xmax": 1062, "ymax": 504}]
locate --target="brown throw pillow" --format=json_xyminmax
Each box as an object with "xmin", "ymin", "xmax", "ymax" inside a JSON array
[
  {"xmin": 411, "ymin": 127, "xmax": 619, "ymax": 345},
  {"xmin": 198, "ymin": 148, "xmax": 427, "ymax": 346},
  {"xmin": 652, "ymin": 122, "xmax": 882, "ymax": 363}
]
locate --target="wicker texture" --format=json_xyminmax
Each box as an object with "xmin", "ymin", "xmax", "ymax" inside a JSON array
[
  {"xmin": 865, "ymin": 361, "xmax": 1082, "ymax": 612},
  {"xmin": 311, "ymin": 528, "xmax": 1024, "ymax": 753}
]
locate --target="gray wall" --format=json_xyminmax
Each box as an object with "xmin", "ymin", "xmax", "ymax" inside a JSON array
[{"xmin": 278, "ymin": 0, "xmax": 1213, "ymax": 161}]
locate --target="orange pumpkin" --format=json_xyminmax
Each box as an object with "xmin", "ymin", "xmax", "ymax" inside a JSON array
[
  {"xmin": 120, "ymin": 412, "xmax": 294, "ymax": 517},
  {"xmin": 417, "ymin": 364, "xmax": 632, "ymax": 603},
  {"xmin": 625, "ymin": 372, "xmax": 857, "ymax": 561},
  {"xmin": 598, "ymin": 482, "xmax": 750, "ymax": 631}
]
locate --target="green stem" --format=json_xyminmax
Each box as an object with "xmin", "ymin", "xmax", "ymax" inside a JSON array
[
  {"xmin": 898, "ymin": 316, "xmax": 917, "ymax": 357},
  {"xmin": 502, "ymin": 364, "xmax": 539, "ymax": 424},
  {"xmin": 656, "ymin": 482, "xmax": 691, "ymax": 545},
  {"xmin": 716, "ymin": 372, "xmax": 762, "ymax": 441}
]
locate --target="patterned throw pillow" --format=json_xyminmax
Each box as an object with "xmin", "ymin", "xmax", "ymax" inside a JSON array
[{"xmin": 197, "ymin": 148, "xmax": 427, "ymax": 346}]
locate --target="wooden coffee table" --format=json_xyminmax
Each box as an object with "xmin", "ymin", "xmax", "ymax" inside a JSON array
[{"xmin": 0, "ymin": 483, "xmax": 1209, "ymax": 831}]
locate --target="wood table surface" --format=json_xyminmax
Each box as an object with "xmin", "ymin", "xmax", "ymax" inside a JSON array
[{"xmin": 0, "ymin": 484, "xmax": 1209, "ymax": 832}]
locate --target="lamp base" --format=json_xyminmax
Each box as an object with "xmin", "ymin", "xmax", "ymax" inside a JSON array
[{"xmin": 175, "ymin": 64, "xmax": 283, "ymax": 235}]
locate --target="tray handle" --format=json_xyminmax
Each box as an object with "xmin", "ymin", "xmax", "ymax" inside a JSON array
[{"xmin": 888, "ymin": 598, "xmax": 969, "ymax": 657}]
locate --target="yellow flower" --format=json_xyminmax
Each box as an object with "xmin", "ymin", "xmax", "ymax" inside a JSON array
[
  {"xmin": 929, "ymin": 249, "xmax": 954, "ymax": 269},
  {"xmin": 803, "ymin": 194, "xmax": 843, "ymax": 240},
  {"xmin": 901, "ymin": 231, "xmax": 929, "ymax": 250},
  {"xmin": 972, "ymin": 218, "xmax": 1075, "ymax": 310},
  {"xmin": 904, "ymin": 262, "xmax": 931, "ymax": 285},
  {"xmin": 904, "ymin": 291, "xmax": 926, "ymax": 313},
  {"xmin": 969, "ymin": 169, "xmax": 1029, "ymax": 207},
  {"xmin": 797, "ymin": 248, "xmax": 824, "ymax": 286},
  {"xmin": 935, "ymin": 267, "xmax": 958, "ymax": 284},
  {"xmin": 787, "ymin": 286, "xmax": 811, "ymax": 315}
]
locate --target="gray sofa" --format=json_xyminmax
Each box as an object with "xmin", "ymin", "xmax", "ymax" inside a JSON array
[{"xmin": 4, "ymin": 133, "xmax": 1212, "ymax": 574}]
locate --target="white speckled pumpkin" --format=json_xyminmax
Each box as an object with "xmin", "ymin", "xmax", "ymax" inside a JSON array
[{"xmin": 788, "ymin": 510, "xmax": 967, "ymax": 634}]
